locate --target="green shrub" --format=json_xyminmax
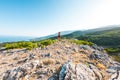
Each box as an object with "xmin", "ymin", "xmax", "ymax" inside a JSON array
[
  {"xmin": 40, "ymin": 39, "xmax": 56, "ymax": 46},
  {"xmin": 70, "ymin": 40, "xmax": 94, "ymax": 46},
  {"xmin": 3, "ymin": 39, "xmax": 56, "ymax": 50},
  {"xmin": 105, "ymin": 48, "xmax": 120, "ymax": 53},
  {"xmin": 105, "ymin": 47, "xmax": 120, "ymax": 62},
  {"xmin": 4, "ymin": 41, "xmax": 37, "ymax": 50}
]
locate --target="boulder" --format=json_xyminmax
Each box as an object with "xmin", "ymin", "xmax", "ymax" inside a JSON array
[
  {"xmin": 17, "ymin": 58, "xmax": 28, "ymax": 64},
  {"xmin": 59, "ymin": 62, "xmax": 103, "ymax": 80},
  {"xmin": 107, "ymin": 61, "xmax": 120, "ymax": 80},
  {"xmin": 29, "ymin": 53, "xmax": 34, "ymax": 60},
  {"xmin": 2, "ymin": 67, "xmax": 27, "ymax": 80},
  {"xmin": 89, "ymin": 52, "xmax": 110, "ymax": 66}
]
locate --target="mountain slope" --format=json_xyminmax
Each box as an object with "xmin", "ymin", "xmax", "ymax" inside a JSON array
[
  {"xmin": 80, "ymin": 28, "xmax": 120, "ymax": 46},
  {"xmin": 60, "ymin": 26, "xmax": 120, "ymax": 46},
  {"xmin": 33, "ymin": 30, "xmax": 74, "ymax": 41},
  {"xmin": 0, "ymin": 39, "xmax": 120, "ymax": 80},
  {"xmin": 32, "ymin": 26, "xmax": 120, "ymax": 47}
]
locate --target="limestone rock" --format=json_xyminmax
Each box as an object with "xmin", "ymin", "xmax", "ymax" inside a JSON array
[
  {"xmin": 0, "ymin": 40, "xmax": 120, "ymax": 80},
  {"xmin": 59, "ymin": 62, "xmax": 103, "ymax": 80},
  {"xmin": 89, "ymin": 52, "xmax": 110, "ymax": 66}
]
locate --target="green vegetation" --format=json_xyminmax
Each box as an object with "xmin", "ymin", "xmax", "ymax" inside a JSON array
[
  {"xmin": 3, "ymin": 39, "xmax": 57, "ymax": 50},
  {"xmin": 50, "ymin": 27, "xmax": 120, "ymax": 47},
  {"xmin": 4, "ymin": 42, "xmax": 37, "ymax": 50},
  {"xmin": 57, "ymin": 27, "xmax": 120, "ymax": 62},
  {"xmin": 39, "ymin": 39, "xmax": 56, "ymax": 46},
  {"xmin": 105, "ymin": 47, "xmax": 120, "ymax": 54},
  {"xmin": 70, "ymin": 40, "xmax": 94, "ymax": 46},
  {"xmin": 105, "ymin": 47, "xmax": 120, "ymax": 62}
]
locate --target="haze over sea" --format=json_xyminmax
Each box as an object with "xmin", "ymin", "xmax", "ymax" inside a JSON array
[{"xmin": 0, "ymin": 36, "xmax": 33, "ymax": 43}]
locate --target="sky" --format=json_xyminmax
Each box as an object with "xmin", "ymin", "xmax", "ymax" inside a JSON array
[{"xmin": 0, "ymin": 0, "xmax": 120, "ymax": 37}]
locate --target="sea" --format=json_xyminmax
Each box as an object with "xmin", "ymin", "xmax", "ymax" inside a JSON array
[{"xmin": 0, "ymin": 36, "xmax": 33, "ymax": 43}]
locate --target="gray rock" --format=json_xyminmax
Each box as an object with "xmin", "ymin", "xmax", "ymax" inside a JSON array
[
  {"xmin": 57, "ymin": 51, "xmax": 61, "ymax": 54},
  {"xmin": 108, "ymin": 70, "xmax": 120, "ymax": 80},
  {"xmin": 107, "ymin": 61, "xmax": 120, "ymax": 80},
  {"xmin": 89, "ymin": 64, "xmax": 103, "ymax": 80},
  {"xmin": 29, "ymin": 53, "xmax": 34, "ymax": 60},
  {"xmin": 92, "ymin": 44, "xmax": 98, "ymax": 50},
  {"xmin": 45, "ymin": 53, "xmax": 51, "ymax": 57},
  {"xmin": 48, "ymin": 74, "xmax": 58, "ymax": 80},
  {"xmin": 2, "ymin": 70, "xmax": 11, "ymax": 80},
  {"xmin": 17, "ymin": 58, "xmax": 28, "ymax": 64},
  {"xmin": 92, "ymin": 44, "xmax": 104, "ymax": 51},
  {"xmin": 89, "ymin": 52, "xmax": 110, "ymax": 66},
  {"xmin": 73, "ymin": 47, "xmax": 79, "ymax": 52},
  {"xmin": 2, "ymin": 67, "xmax": 27, "ymax": 80},
  {"xmin": 80, "ymin": 45, "xmax": 90, "ymax": 50},
  {"xmin": 59, "ymin": 62, "xmax": 103, "ymax": 80},
  {"xmin": 41, "ymin": 53, "xmax": 51, "ymax": 58}
]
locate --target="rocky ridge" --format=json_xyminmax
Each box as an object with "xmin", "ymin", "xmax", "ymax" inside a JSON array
[{"xmin": 0, "ymin": 40, "xmax": 120, "ymax": 80}]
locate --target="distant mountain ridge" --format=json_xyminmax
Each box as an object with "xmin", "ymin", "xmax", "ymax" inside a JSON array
[
  {"xmin": 32, "ymin": 25, "xmax": 120, "ymax": 47},
  {"xmin": 32, "ymin": 30, "xmax": 75, "ymax": 41},
  {"xmin": 33, "ymin": 25, "xmax": 120, "ymax": 41},
  {"xmin": 36, "ymin": 25, "xmax": 120, "ymax": 48},
  {"xmin": 62, "ymin": 26, "xmax": 120, "ymax": 37},
  {"xmin": 61, "ymin": 26, "xmax": 120, "ymax": 46}
]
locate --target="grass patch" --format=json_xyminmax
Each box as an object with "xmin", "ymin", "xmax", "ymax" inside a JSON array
[
  {"xmin": 105, "ymin": 47, "xmax": 120, "ymax": 54},
  {"xmin": 112, "ymin": 54, "xmax": 120, "ymax": 62},
  {"xmin": 96, "ymin": 63, "xmax": 106, "ymax": 69},
  {"xmin": 105, "ymin": 47, "xmax": 120, "ymax": 62},
  {"xmin": 43, "ymin": 58, "xmax": 55, "ymax": 65}
]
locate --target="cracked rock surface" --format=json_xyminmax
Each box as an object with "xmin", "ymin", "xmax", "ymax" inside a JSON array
[{"xmin": 0, "ymin": 40, "xmax": 120, "ymax": 80}]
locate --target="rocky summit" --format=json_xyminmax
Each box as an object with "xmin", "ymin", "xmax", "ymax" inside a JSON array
[{"xmin": 0, "ymin": 40, "xmax": 120, "ymax": 80}]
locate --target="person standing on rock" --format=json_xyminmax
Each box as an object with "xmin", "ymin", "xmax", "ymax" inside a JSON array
[{"xmin": 58, "ymin": 32, "xmax": 61, "ymax": 40}]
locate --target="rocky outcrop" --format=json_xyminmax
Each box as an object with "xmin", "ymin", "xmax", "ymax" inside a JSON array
[
  {"xmin": 59, "ymin": 61, "xmax": 120, "ymax": 80},
  {"xmin": 107, "ymin": 61, "xmax": 120, "ymax": 80},
  {"xmin": 59, "ymin": 62, "xmax": 103, "ymax": 80},
  {"xmin": 0, "ymin": 40, "xmax": 120, "ymax": 80},
  {"xmin": 89, "ymin": 52, "xmax": 110, "ymax": 66}
]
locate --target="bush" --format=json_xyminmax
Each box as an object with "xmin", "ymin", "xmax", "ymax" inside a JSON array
[
  {"xmin": 40, "ymin": 39, "xmax": 56, "ymax": 46},
  {"xmin": 70, "ymin": 40, "xmax": 94, "ymax": 46},
  {"xmin": 4, "ymin": 42, "xmax": 38, "ymax": 50},
  {"xmin": 105, "ymin": 47, "xmax": 120, "ymax": 62},
  {"xmin": 105, "ymin": 48, "xmax": 120, "ymax": 53},
  {"xmin": 3, "ymin": 39, "xmax": 56, "ymax": 50}
]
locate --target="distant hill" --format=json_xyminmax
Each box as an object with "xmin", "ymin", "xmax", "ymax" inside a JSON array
[
  {"xmin": 32, "ymin": 30, "xmax": 74, "ymax": 41},
  {"xmin": 48, "ymin": 26, "xmax": 120, "ymax": 47},
  {"xmin": 60, "ymin": 26, "xmax": 119, "ymax": 38},
  {"xmin": 32, "ymin": 25, "xmax": 120, "ymax": 47},
  {"xmin": 62, "ymin": 26, "xmax": 120, "ymax": 47}
]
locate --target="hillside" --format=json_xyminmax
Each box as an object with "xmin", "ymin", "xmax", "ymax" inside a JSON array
[
  {"xmin": 61, "ymin": 27, "xmax": 120, "ymax": 46},
  {"xmin": 0, "ymin": 39, "xmax": 120, "ymax": 80},
  {"xmin": 47, "ymin": 27, "xmax": 119, "ymax": 46},
  {"xmin": 33, "ymin": 31, "xmax": 74, "ymax": 41},
  {"xmin": 48, "ymin": 27, "xmax": 120, "ymax": 54},
  {"xmin": 32, "ymin": 26, "xmax": 120, "ymax": 48}
]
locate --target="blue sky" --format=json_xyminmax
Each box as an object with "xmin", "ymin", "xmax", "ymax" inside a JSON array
[{"xmin": 0, "ymin": 0, "xmax": 120, "ymax": 37}]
